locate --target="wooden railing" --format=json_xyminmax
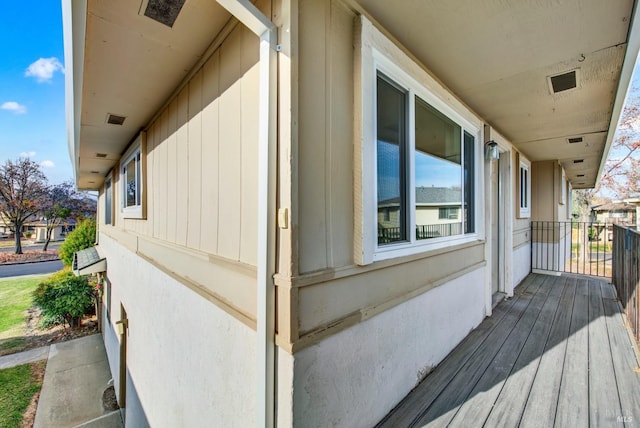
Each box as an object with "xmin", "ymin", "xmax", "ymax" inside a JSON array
[
  {"xmin": 531, "ymin": 221, "xmax": 612, "ymax": 278},
  {"xmin": 612, "ymin": 224, "xmax": 640, "ymax": 345}
]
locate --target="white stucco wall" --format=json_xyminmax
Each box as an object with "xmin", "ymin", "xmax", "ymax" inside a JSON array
[
  {"xmin": 292, "ymin": 267, "xmax": 486, "ymax": 427},
  {"xmin": 99, "ymin": 233, "xmax": 256, "ymax": 427},
  {"xmin": 512, "ymin": 243, "xmax": 531, "ymax": 289}
]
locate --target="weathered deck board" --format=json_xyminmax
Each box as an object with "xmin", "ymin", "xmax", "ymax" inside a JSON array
[
  {"xmin": 519, "ymin": 276, "xmax": 576, "ymax": 428},
  {"xmin": 447, "ymin": 276, "xmax": 555, "ymax": 427},
  {"xmin": 412, "ymin": 275, "xmax": 546, "ymax": 427},
  {"xmin": 376, "ymin": 274, "xmax": 538, "ymax": 428},
  {"xmin": 601, "ymin": 281, "xmax": 640, "ymax": 424},
  {"xmin": 588, "ymin": 279, "xmax": 622, "ymax": 426},
  {"xmin": 483, "ymin": 276, "xmax": 567, "ymax": 427},
  {"xmin": 377, "ymin": 274, "xmax": 640, "ymax": 428},
  {"xmin": 554, "ymin": 277, "xmax": 590, "ymax": 427}
]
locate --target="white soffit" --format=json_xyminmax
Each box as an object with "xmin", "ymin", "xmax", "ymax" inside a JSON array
[
  {"xmin": 357, "ymin": 0, "xmax": 635, "ymax": 188},
  {"xmin": 74, "ymin": 0, "xmax": 232, "ymax": 189}
]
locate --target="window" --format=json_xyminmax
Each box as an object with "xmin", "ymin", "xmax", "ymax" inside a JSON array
[
  {"xmin": 104, "ymin": 175, "xmax": 113, "ymax": 225},
  {"xmin": 120, "ymin": 132, "xmax": 146, "ymax": 219},
  {"xmin": 354, "ymin": 17, "xmax": 481, "ymax": 265},
  {"xmin": 518, "ymin": 155, "xmax": 531, "ymax": 218},
  {"xmin": 439, "ymin": 207, "xmax": 459, "ymax": 220},
  {"xmin": 376, "ymin": 76, "xmax": 475, "ymax": 247}
]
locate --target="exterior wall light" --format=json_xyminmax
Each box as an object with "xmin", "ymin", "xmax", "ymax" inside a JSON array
[{"xmin": 485, "ymin": 140, "xmax": 499, "ymax": 161}]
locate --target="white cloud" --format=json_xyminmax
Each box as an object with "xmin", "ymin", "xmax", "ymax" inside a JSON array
[
  {"xmin": 1, "ymin": 101, "xmax": 27, "ymax": 114},
  {"xmin": 19, "ymin": 151, "xmax": 36, "ymax": 158},
  {"xmin": 25, "ymin": 57, "xmax": 64, "ymax": 82},
  {"xmin": 40, "ymin": 160, "xmax": 55, "ymax": 168}
]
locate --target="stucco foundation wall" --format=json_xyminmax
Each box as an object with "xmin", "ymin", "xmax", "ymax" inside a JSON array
[
  {"xmin": 99, "ymin": 233, "xmax": 256, "ymax": 427},
  {"xmin": 512, "ymin": 243, "xmax": 531, "ymax": 288},
  {"xmin": 292, "ymin": 267, "xmax": 486, "ymax": 427}
]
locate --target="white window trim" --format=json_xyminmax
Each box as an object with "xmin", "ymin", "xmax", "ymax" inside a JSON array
[
  {"xmin": 120, "ymin": 132, "xmax": 146, "ymax": 219},
  {"xmin": 518, "ymin": 157, "xmax": 531, "ymax": 218},
  {"xmin": 354, "ymin": 16, "xmax": 484, "ymax": 265},
  {"xmin": 560, "ymin": 168, "xmax": 567, "ymax": 205},
  {"xmin": 104, "ymin": 172, "xmax": 113, "ymax": 225}
]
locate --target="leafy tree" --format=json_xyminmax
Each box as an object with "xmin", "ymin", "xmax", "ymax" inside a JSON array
[
  {"xmin": 596, "ymin": 86, "xmax": 640, "ymax": 199},
  {"xmin": 40, "ymin": 181, "xmax": 97, "ymax": 251},
  {"xmin": 58, "ymin": 219, "xmax": 96, "ymax": 267},
  {"xmin": 33, "ymin": 270, "xmax": 94, "ymax": 328},
  {"xmin": 0, "ymin": 158, "xmax": 48, "ymax": 254}
]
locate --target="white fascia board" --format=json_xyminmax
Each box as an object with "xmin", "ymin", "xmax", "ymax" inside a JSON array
[
  {"xmin": 597, "ymin": 2, "xmax": 640, "ymax": 186},
  {"xmin": 62, "ymin": 0, "xmax": 87, "ymax": 187},
  {"xmin": 216, "ymin": 0, "xmax": 275, "ymax": 37}
]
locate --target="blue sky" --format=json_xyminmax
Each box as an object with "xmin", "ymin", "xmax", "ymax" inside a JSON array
[{"xmin": 0, "ymin": 1, "xmax": 68, "ymax": 184}]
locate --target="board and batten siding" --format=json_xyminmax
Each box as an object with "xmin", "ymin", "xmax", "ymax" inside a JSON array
[
  {"xmin": 284, "ymin": 0, "xmax": 488, "ymax": 349},
  {"xmin": 100, "ymin": 18, "xmax": 262, "ymax": 324}
]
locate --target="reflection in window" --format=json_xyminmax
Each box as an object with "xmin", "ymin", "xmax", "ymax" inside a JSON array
[
  {"xmin": 125, "ymin": 158, "xmax": 137, "ymax": 207},
  {"xmin": 415, "ymin": 96, "xmax": 462, "ymax": 240},
  {"xmin": 377, "ymin": 75, "xmax": 407, "ymax": 245},
  {"xmin": 375, "ymin": 74, "xmax": 476, "ymax": 247}
]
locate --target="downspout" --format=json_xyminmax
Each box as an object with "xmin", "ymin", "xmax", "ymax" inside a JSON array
[{"xmin": 215, "ymin": 1, "xmax": 278, "ymax": 427}]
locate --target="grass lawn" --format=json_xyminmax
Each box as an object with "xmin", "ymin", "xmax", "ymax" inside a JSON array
[
  {"xmin": 0, "ymin": 361, "xmax": 46, "ymax": 427},
  {"xmin": 0, "ymin": 275, "xmax": 47, "ymax": 353}
]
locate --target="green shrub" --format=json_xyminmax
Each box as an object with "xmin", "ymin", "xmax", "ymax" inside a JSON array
[
  {"xmin": 58, "ymin": 219, "xmax": 96, "ymax": 268},
  {"xmin": 33, "ymin": 270, "xmax": 94, "ymax": 328}
]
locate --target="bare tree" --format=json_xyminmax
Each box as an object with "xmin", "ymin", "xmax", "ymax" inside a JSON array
[
  {"xmin": 40, "ymin": 181, "xmax": 97, "ymax": 251},
  {"xmin": 0, "ymin": 158, "xmax": 48, "ymax": 254}
]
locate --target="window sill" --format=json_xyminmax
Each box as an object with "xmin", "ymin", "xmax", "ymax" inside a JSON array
[
  {"xmin": 121, "ymin": 206, "xmax": 144, "ymax": 219},
  {"xmin": 372, "ymin": 233, "xmax": 481, "ymax": 263}
]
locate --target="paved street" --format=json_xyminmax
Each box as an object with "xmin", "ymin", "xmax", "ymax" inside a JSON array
[
  {"xmin": 0, "ymin": 260, "xmax": 63, "ymax": 278},
  {"xmin": 0, "ymin": 241, "xmax": 62, "ymax": 253}
]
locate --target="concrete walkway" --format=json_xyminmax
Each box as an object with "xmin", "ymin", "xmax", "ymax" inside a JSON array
[
  {"xmin": 33, "ymin": 334, "xmax": 123, "ymax": 428},
  {"xmin": 0, "ymin": 345, "xmax": 49, "ymax": 369}
]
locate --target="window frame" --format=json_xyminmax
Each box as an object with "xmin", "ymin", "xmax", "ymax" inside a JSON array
[
  {"xmin": 517, "ymin": 155, "xmax": 531, "ymax": 218},
  {"xmin": 120, "ymin": 132, "xmax": 147, "ymax": 219},
  {"xmin": 354, "ymin": 19, "xmax": 483, "ymax": 265},
  {"xmin": 104, "ymin": 172, "xmax": 113, "ymax": 225}
]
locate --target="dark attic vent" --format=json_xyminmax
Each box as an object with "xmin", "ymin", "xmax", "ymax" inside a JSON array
[
  {"xmin": 549, "ymin": 70, "xmax": 577, "ymax": 93},
  {"xmin": 106, "ymin": 114, "xmax": 126, "ymax": 126},
  {"xmin": 568, "ymin": 137, "xmax": 583, "ymax": 144},
  {"xmin": 144, "ymin": 0, "xmax": 186, "ymax": 27},
  {"xmin": 573, "ymin": 159, "xmax": 584, "ymax": 164},
  {"xmin": 96, "ymin": 153, "xmax": 108, "ymax": 158}
]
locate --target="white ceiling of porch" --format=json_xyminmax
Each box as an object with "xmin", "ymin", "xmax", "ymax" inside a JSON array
[{"xmin": 357, "ymin": 0, "xmax": 635, "ymax": 188}]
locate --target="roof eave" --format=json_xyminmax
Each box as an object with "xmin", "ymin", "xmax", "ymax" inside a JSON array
[
  {"xmin": 62, "ymin": 0, "xmax": 87, "ymax": 190},
  {"xmin": 596, "ymin": 1, "xmax": 640, "ymax": 189}
]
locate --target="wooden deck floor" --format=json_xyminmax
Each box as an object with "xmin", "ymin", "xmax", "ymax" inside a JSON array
[{"xmin": 377, "ymin": 273, "xmax": 640, "ymax": 427}]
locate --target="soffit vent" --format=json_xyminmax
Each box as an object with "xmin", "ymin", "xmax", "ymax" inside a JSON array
[
  {"xmin": 548, "ymin": 69, "xmax": 579, "ymax": 94},
  {"xmin": 573, "ymin": 159, "xmax": 584, "ymax": 164},
  {"xmin": 568, "ymin": 137, "xmax": 583, "ymax": 144},
  {"xmin": 106, "ymin": 114, "xmax": 126, "ymax": 126},
  {"xmin": 144, "ymin": 0, "xmax": 186, "ymax": 27},
  {"xmin": 96, "ymin": 153, "xmax": 108, "ymax": 158},
  {"xmin": 577, "ymin": 174, "xmax": 585, "ymax": 177}
]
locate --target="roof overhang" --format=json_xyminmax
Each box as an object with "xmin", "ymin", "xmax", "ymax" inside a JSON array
[
  {"xmin": 72, "ymin": 246, "xmax": 106, "ymax": 276},
  {"xmin": 357, "ymin": 0, "xmax": 639, "ymax": 189},
  {"xmin": 63, "ymin": 0, "xmax": 233, "ymax": 190}
]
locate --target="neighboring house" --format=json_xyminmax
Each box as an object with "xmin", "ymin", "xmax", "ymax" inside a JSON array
[
  {"xmin": 378, "ymin": 187, "xmax": 463, "ymax": 241},
  {"xmin": 63, "ymin": 0, "xmax": 639, "ymax": 426},
  {"xmin": 32, "ymin": 219, "xmax": 77, "ymax": 243},
  {"xmin": 591, "ymin": 201, "xmax": 637, "ymax": 225}
]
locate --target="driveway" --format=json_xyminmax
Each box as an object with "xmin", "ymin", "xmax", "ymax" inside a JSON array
[{"xmin": 0, "ymin": 260, "xmax": 63, "ymax": 278}]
